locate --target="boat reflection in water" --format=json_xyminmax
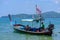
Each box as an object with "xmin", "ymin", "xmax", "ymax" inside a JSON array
[
  {"xmin": 14, "ymin": 31, "xmax": 53, "ymax": 40},
  {"xmin": 25, "ymin": 34, "xmax": 53, "ymax": 40}
]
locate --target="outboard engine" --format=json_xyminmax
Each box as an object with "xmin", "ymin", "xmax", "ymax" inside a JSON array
[
  {"xmin": 48, "ymin": 24, "xmax": 54, "ymax": 30},
  {"xmin": 48, "ymin": 24, "xmax": 54, "ymax": 36}
]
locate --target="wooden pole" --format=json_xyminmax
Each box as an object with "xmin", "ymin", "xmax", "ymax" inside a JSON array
[
  {"xmin": 39, "ymin": 14, "xmax": 42, "ymax": 27},
  {"xmin": 32, "ymin": 21, "xmax": 33, "ymax": 27}
]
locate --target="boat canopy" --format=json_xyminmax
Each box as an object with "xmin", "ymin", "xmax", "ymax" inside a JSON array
[{"xmin": 21, "ymin": 19, "xmax": 33, "ymax": 22}]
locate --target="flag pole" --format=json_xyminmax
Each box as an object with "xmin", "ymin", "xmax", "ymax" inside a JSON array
[
  {"xmin": 32, "ymin": 15, "xmax": 34, "ymax": 27},
  {"xmin": 36, "ymin": 5, "xmax": 42, "ymax": 27},
  {"xmin": 40, "ymin": 13, "xmax": 42, "ymax": 27}
]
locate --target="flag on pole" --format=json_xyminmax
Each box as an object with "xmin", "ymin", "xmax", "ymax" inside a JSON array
[{"xmin": 36, "ymin": 5, "xmax": 41, "ymax": 14}]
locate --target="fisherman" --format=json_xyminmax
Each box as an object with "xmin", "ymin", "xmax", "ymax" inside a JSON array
[
  {"xmin": 39, "ymin": 21, "xmax": 45, "ymax": 31},
  {"xmin": 41, "ymin": 21, "xmax": 45, "ymax": 29},
  {"xmin": 25, "ymin": 25, "xmax": 31, "ymax": 31},
  {"xmin": 25, "ymin": 25, "xmax": 37, "ymax": 32}
]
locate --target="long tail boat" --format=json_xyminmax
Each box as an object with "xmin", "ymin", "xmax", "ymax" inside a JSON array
[
  {"xmin": 13, "ymin": 24, "xmax": 54, "ymax": 36},
  {"xmin": 8, "ymin": 5, "xmax": 54, "ymax": 36}
]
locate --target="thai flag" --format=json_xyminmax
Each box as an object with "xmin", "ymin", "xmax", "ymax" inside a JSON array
[{"xmin": 36, "ymin": 5, "xmax": 41, "ymax": 14}]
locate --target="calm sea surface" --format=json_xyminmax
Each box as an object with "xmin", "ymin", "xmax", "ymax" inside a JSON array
[{"xmin": 0, "ymin": 17, "xmax": 60, "ymax": 40}]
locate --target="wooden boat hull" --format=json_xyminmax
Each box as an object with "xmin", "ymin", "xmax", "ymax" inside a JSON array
[{"xmin": 14, "ymin": 27, "xmax": 52, "ymax": 36}]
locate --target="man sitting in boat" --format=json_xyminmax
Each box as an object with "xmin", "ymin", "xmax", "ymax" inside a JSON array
[
  {"xmin": 29, "ymin": 22, "xmax": 45, "ymax": 32},
  {"xmin": 25, "ymin": 25, "xmax": 37, "ymax": 32},
  {"xmin": 25, "ymin": 25, "xmax": 31, "ymax": 31}
]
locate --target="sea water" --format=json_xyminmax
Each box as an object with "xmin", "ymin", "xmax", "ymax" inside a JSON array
[{"xmin": 0, "ymin": 17, "xmax": 60, "ymax": 40}]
